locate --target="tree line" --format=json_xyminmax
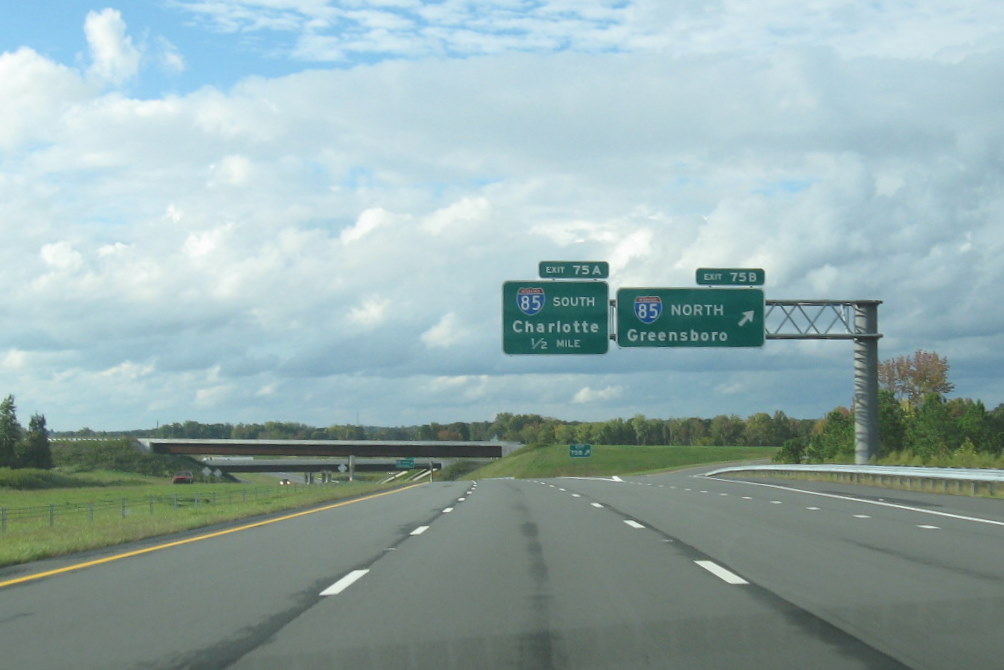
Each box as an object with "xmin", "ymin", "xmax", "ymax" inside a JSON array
[
  {"xmin": 38, "ymin": 350, "xmax": 1004, "ymax": 466},
  {"xmin": 63, "ymin": 412, "xmax": 816, "ymax": 449},
  {"xmin": 0, "ymin": 395, "xmax": 53, "ymax": 469},
  {"xmin": 777, "ymin": 350, "xmax": 1004, "ymax": 463}
]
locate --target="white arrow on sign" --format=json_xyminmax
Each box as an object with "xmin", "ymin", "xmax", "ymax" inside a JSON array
[{"xmin": 738, "ymin": 311, "xmax": 754, "ymax": 327}]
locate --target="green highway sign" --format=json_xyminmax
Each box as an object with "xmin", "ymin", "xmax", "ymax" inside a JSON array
[
  {"xmin": 503, "ymin": 280, "xmax": 609, "ymax": 355},
  {"xmin": 616, "ymin": 288, "xmax": 765, "ymax": 348},
  {"xmin": 396, "ymin": 458, "xmax": 415, "ymax": 469},
  {"xmin": 569, "ymin": 443, "xmax": 592, "ymax": 458},
  {"xmin": 539, "ymin": 261, "xmax": 609, "ymax": 279},
  {"xmin": 696, "ymin": 268, "xmax": 765, "ymax": 286}
]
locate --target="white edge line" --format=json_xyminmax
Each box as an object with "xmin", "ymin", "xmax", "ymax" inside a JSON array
[
  {"xmin": 694, "ymin": 560, "xmax": 748, "ymax": 585},
  {"xmin": 320, "ymin": 569, "xmax": 369, "ymax": 596},
  {"xmin": 704, "ymin": 476, "xmax": 1004, "ymax": 528}
]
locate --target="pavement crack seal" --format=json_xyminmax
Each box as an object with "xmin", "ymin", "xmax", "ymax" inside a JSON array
[
  {"xmin": 166, "ymin": 574, "xmax": 342, "ymax": 670},
  {"xmin": 574, "ymin": 492, "xmax": 913, "ymax": 669}
]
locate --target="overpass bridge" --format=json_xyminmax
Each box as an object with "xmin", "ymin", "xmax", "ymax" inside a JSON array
[{"xmin": 135, "ymin": 438, "xmax": 517, "ymax": 480}]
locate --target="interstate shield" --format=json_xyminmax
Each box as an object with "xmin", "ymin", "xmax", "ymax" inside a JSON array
[
  {"xmin": 634, "ymin": 296, "xmax": 662, "ymax": 324},
  {"xmin": 516, "ymin": 287, "xmax": 545, "ymax": 316}
]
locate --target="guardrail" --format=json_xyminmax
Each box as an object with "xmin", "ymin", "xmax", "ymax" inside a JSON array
[{"xmin": 704, "ymin": 464, "xmax": 1004, "ymax": 496}]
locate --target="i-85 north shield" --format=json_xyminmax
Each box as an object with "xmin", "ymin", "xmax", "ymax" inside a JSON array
[{"xmin": 634, "ymin": 295, "xmax": 662, "ymax": 324}]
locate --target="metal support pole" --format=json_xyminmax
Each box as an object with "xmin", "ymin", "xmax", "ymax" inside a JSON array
[
  {"xmin": 349, "ymin": 454, "xmax": 355, "ymax": 482},
  {"xmin": 853, "ymin": 302, "xmax": 880, "ymax": 464}
]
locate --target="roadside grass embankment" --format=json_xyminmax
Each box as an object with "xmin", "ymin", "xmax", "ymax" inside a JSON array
[
  {"xmin": 466, "ymin": 443, "xmax": 779, "ymax": 480},
  {"xmin": 0, "ymin": 475, "xmax": 413, "ymax": 568}
]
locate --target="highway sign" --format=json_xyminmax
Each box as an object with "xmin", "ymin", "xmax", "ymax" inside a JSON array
[
  {"xmin": 616, "ymin": 288, "xmax": 765, "ymax": 347},
  {"xmin": 539, "ymin": 261, "xmax": 609, "ymax": 279},
  {"xmin": 396, "ymin": 458, "xmax": 415, "ymax": 469},
  {"xmin": 569, "ymin": 444, "xmax": 592, "ymax": 458},
  {"xmin": 696, "ymin": 268, "xmax": 765, "ymax": 286},
  {"xmin": 502, "ymin": 280, "xmax": 609, "ymax": 354}
]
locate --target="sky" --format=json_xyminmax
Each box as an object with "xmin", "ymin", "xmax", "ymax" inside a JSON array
[{"xmin": 1, "ymin": 1, "xmax": 1003, "ymax": 431}]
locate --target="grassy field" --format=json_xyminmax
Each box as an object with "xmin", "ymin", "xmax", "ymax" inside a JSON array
[
  {"xmin": 467, "ymin": 443, "xmax": 779, "ymax": 480},
  {"xmin": 0, "ymin": 477, "xmax": 414, "ymax": 568}
]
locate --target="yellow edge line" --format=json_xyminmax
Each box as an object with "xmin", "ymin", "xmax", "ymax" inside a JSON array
[{"xmin": 0, "ymin": 483, "xmax": 425, "ymax": 590}]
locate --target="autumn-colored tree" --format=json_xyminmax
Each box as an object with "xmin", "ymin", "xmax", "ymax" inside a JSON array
[{"xmin": 878, "ymin": 349, "xmax": 954, "ymax": 409}]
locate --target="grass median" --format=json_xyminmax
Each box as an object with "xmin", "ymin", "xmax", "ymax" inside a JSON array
[
  {"xmin": 468, "ymin": 443, "xmax": 779, "ymax": 479},
  {"xmin": 0, "ymin": 476, "xmax": 415, "ymax": 568}
]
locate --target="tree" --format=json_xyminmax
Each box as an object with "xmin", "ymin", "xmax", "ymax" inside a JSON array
[
  {"xmin": 909, "ymin": 393, "xmax": 958, "ymax": 458},
  {"xmin": 742, "ymin": 413, "xmax": 775, "ymax": 446},
  {"xmin": 878, "ymin": 389, "xmax": 908, "ymax": 456},
  {"xmin": 879, "ymin": 349, "xmax": 954, "ymax": 409},
  {"xmin": 806, "ymin": 407, "xmax": 854, "ymax": 462},
  {"xmin": 0, "ymin": 395, "xmax": 21, "ymax": 468},
  {"xmin": 16, "ymin": 413, "xmax": 53, "ymax": 469}
]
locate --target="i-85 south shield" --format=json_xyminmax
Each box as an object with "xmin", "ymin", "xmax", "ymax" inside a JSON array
[{"xmin": 516, "ymin": 287, "xmax": 545, "ymax": 316}]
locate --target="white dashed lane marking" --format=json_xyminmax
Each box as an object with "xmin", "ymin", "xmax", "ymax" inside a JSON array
[
  {"xmin": 694, "ymin": 561, "xmax": 748, "ymax": 585},
  {"xmin": 320, "ymin": 569, "xmax": 369, "ymax": 596}
]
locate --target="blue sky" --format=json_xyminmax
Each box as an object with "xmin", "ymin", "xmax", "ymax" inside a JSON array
[{"xmin": 2, "ymin": 1, "xmax": 1004, "ymax": 430}]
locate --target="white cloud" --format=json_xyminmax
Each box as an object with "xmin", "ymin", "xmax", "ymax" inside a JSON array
[
  {"xmin": 349, "ymin": 295, "xmax": 391, "ymax": 327},
  {"xmin": 2, "ymin": 349, "xmax": 28, "ymax": 371},
  {"xmin": 157, "ymin": 37, "xmax": 186, "ymax": 74},
  {"xmin": 85, "ymin": 9, "xmax": 142, "ymax": 84},
  {"xmin": 421, "ymin": 313, "xmax": 469, "ymax": 349},
  {"xmin": 340, "ymin": 207, "xmax": 397, "ymax": 244},
  {"xmin": 0, "ymin": 48, "xmax": 89, "ymax": 150},
  {"xmin": 3, "ymin": 4, "xmax": 1004, "ymax": 430},
  {"xmin": 572, "ymin": 386, "xmax": 624, "ymax": 404},
  {"xmin": 40, "ymin": 241, "xmax": 84, "ymax": 273}
]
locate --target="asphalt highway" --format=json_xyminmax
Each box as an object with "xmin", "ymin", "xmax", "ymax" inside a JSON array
[{"xmin": 3, "ymin": 469, "xmax": 1003, "ymax": 669}]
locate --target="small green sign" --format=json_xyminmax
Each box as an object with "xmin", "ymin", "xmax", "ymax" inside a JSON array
[
  {"xmin": 539, "ymin": 261, "xmax": 609, "ymax": 279},
  {"xmin": 617, "ymin": 288, "xmax": 765, "ymax": 348},
  {"xmin": 396, "ymin": 458, "xmax": 415, "ymax": 469},
  {"xmin": 569, "ymin": 444, "xmax": 592, "ymax": 458},
  {"xmin": 696, "ymin": 268, "xmax": 765, "ymax": 286},
  {"xmin": 503, "ymin": 280, "xmax": 609, "ymax": 355}
]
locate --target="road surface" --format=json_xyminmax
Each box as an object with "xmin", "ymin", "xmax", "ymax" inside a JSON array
[{"xmin": 2, "ymin": 468, "xmax": 1003, "ymax": 669}]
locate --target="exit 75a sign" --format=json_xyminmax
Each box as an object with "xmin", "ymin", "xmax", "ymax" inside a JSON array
[{"xmin": 502, "ymin": 281, "xmax": 609, "ymax": 354}]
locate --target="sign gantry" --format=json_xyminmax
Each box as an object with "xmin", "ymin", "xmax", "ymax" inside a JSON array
[{"xmin": 500, "ymin": 262, "xmax": 884, "ymax": 465}]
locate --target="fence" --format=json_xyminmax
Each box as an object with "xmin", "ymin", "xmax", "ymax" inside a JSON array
[{"xmin": 0, "ymin": 485, "xmax": 302, "ymax": 534}]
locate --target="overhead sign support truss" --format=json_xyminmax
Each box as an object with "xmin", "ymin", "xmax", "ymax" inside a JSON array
[{"xmin": 765, "ymin": 300, "xmax": 882, "ymax": 465}]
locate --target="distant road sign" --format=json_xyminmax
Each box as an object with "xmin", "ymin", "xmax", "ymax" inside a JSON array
[
  {"xmin": 617, "ymin": 288, "xmax": 764, "ymax": 347},
  {"xmin": 569, "ymin": 444, "xmax": 592, "ymax": 458},
  {"xmin": 539, "ymin": 261, "xmax": 609, "ymax": 279},
  {"xmin": 696, "ymin": 268, "xmax": 765, "ymax": 286},
  {"xmin": 396, "ymin": 458, "xmax": 415, "ymax": 469},
  {"xmin": 503, "ymin": 280, "xmax": 609, "ymax": 354}
]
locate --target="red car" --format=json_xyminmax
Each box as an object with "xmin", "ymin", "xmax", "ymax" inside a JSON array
[{"xmin": 172, "ymin": 471, "xmax": 194, "ymax": 484}]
